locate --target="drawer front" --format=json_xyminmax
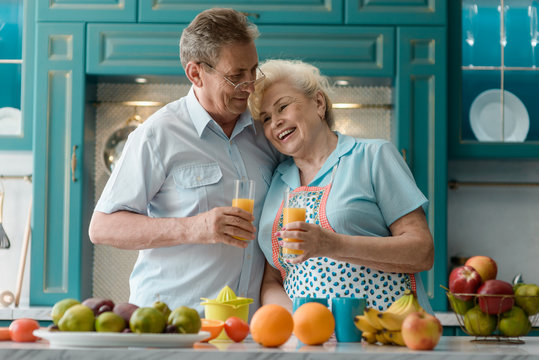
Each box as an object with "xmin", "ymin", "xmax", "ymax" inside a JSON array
[
  {"xmin": 138, "ymin": 0, "xmax": 343, "ymax": 24},
  {"xmin": 346, "ymin": 0, "xmax": 446, "ymax": 25},
  {"xmin": 257, "ymin": 26, "xmax": 394, "ymax": 77},
  {"xmin": 37, "ymin": 0, "xmax": 137, "ymax": 22},
  {"xmin": 87, "ymin": 24, "xmax": 186, "ymax": 75},
  {"xmin": 87, "ymin": 24, "xmax": 394, "ymax": 77}
]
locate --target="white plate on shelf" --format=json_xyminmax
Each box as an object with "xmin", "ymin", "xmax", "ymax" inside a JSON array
[
  {"xmin": 34, "ymin": 329, "xmax": 209, "ymax": 348},
  {"xmin": 469, "ymin": 89, "xmax": 529, "ymax": 142}
]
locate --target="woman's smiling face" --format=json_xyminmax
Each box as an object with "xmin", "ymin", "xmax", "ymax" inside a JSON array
[{"xmin": 259, "ymin": 81, "xmax": 326, "ymax": 157}]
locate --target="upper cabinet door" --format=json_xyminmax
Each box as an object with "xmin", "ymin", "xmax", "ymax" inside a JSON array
[
  {"xmin": 37, "ymin": 0, "xmax": 137, "ymax": 22},
  {"xmin": 346, "ymin": 0, "xmax": 446, "ymax": 25},
  {"xmin": 449, "ymin": 1, "xmax": 539, "ymax": 158},
  {"xmin": 138, "ymin": 0, "xmax": 343, "ymax": 24},
  {"xmin": 0, "ymin": 0, "xmax": 31, "ymax": 150}
]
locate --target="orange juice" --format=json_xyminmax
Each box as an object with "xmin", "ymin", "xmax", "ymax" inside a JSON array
[
  {"xmin": 232, "ymin": 198, "xmax": 254, "ymax": 240},
  {"xmin": 282, "ymin": 207, "xmax": 306, "ymax": 255},
  {"xmin": 232, "ymin": 198, "xmax": 254, "ymax": 213}
]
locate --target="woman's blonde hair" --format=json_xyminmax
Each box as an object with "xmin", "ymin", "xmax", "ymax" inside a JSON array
[{"xmin": 249, "ymin": 59, "xmax": 334, "ymax": 127}]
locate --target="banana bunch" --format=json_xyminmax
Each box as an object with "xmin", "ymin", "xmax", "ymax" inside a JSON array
[{"xmin": 353, "ymin": 289, "xmax": 423, "ymax": 346}]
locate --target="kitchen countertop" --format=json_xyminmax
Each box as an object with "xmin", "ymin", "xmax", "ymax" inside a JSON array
[{"xmin": 1, "ymin": 336, "xmax": 539, "ymax": 360}]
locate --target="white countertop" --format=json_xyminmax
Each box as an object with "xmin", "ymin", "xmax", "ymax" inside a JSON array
[
  {"xmin": 0, "ymin": 336, "xmax": 538, "ymax": 360},
  {"xmin": 0, "ymin": 306, "xmax": 52, "ymax": 321}
]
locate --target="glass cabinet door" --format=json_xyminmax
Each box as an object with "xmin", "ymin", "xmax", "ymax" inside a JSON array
[
  {"xmin": 0, "ymin": 0, "xmax": 31, "ymax": 150},
  {"xmin": 460, "ymin": 0, "xmax": 539, "ymax": 146}
]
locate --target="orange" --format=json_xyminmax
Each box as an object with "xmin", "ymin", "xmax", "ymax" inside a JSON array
[
  {"xmin": 250, "ymin": 304, "xmax": 293, "ymax": 347},
  {"xmin": 293, "ymin": 302, "xmax": 335, "ymax": 345},
  {"xmin": 200, "ymin": 318, "xmax": 225, "ymax": 342},
  {"xmin": 0, "ymin": 327, "xmax": 10, "ymax": 341}
]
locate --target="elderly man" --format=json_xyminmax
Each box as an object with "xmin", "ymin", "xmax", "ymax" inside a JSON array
[{"xmin": 89, "ymin": 8, "xmax": 280, "ymax": 318}]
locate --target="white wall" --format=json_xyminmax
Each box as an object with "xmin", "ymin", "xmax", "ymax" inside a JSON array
[
  {"xmin": 447, "ymin": 160, "xmax": 539, "ymax": 284},
  {"xmin": 0, "ymin": 151, "xmax": 32, "ymax": 307}
]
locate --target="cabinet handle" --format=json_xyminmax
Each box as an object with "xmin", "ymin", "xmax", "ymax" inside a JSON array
[
  {"xmin": 401, "ymin": 148, "xmax": 407, "ymax": 162},
  {"xmin": 241, "ymin": 12, "xmax": 260, "ymax": 19},
  {"xmin": 71, "ymin": 145, "xmax": 78, "ymax": 183}
]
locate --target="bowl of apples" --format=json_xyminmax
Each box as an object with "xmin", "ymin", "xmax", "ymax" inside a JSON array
[{"xmin": 445, "ymin": 256, "xmax": 539, "ymax": 344}]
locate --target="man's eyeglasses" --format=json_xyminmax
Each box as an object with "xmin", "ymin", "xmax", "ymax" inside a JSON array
[{"xmin": 200, "ymin": 62, "xmax": 266, "ymax": 92}]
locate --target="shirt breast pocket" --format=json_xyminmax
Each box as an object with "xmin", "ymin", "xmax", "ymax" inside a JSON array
[{"xmin": 173, "ymin": 162, "xmax": 223, "ymax": 214}]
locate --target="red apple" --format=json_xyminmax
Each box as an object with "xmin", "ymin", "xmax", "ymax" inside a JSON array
[
  {"xmin": 448, "ymin": 266, "xmax": 482, "ymax": 301},
  {"xmin": 465, "ymin": 256, "xmax": 497, "ymax": 283},
  {"xmin": 401, "ymin": 312, "xmax": 442, "ymax": 351},
  {"xmin": 477, "ymin": 280, "xmax": 514, "ymax": 315}
]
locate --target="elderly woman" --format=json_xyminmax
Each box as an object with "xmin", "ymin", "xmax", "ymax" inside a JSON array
[{"xmin": 248, "ymin": 59, "xmax": 434, "ymax": 313}]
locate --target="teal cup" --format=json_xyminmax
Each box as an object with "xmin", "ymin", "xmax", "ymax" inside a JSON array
[
  {"xmin": 331, "ymin": 297, "xmax": 366, "ymax": 342},
  {"xmin": 292, "ymin": 297, "xmax": 329, "ymax": 313}
]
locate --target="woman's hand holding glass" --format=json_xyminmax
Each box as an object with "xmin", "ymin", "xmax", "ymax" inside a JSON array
[{"xmin": 278, "ymin": 221, "xmax": 337, "ymax": 264}]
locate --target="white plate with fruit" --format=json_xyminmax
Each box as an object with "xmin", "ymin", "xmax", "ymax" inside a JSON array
[
  {"xmin": 34, "ymin": 329, "xmax": 209, "ymax": 348},
  {"xmin": 41, "ymin": 297, "xmax": 209, "ymax": 348}
]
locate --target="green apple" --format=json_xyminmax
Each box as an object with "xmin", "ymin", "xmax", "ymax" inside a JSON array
[
  {"xmin": 499, "ymin": 306, "xmax": 531, "ymax": 337},
  {"xmin": 515, "ymin": 283, "xmax": 539, "ymax": 316},
  {"xmin": 463, "ymin": 306, "xmax": 496, "ymax": 336}
]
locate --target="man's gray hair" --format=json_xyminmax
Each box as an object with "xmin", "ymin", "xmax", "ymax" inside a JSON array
[{"xmin": 180, "ymin": 8, "xmax": 259, "ymax": 69}]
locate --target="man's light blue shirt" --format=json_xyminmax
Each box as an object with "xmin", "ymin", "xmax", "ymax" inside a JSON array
[{"xmin": 95, "ymin": 87, "xmax": 280, "ymax": 317}]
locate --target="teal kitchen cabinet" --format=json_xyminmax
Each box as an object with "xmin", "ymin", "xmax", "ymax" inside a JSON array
[
  {"xmin": 346, "ymin": 0, "xmax": 446, "ymax": 25},
  {"xmin": 37, "ymin": 0, "xmax": 137, "ymax": 22},
  {"xmin": 26, "ymin": 2, "xmax": 448, "ymax": 312},
  {"xmin": 138, "ymin": 0, "xmax": 344, "ymax": 24},
  {"xmin": 397, "ymin": 27, "xmax": 447, "ymax": 310},
  {"xmin": 448, "ymin": 1, "xmax": 539, "ymax": 159},
  {"xmin": 30, "ymin": 22, "xmax": 93, "ymax": 304},
  {"xmin": 87, "ymin": 24, "xmax": 394, "ymax": 77}
]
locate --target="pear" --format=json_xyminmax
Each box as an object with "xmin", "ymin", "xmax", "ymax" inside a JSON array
[
  {"xmin": 152, "ymin": 300, "xmax": 172, "ymax": 320},
  {"xmin": 499, "ymin": 306, "xmax": 532, "ymax": 337},
  {"xmin": 515, "ymin": 283, "xmax": 539, "ymax": 316},
  {"xmin": 463, "ymin": 306, "xmax": 496, "ymax": 336}
]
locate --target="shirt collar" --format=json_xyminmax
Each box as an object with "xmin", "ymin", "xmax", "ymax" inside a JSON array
[
  {"xmin": 276, "ymin": 132, "xmax": 355, "ymax": 188},
  {"xmin": 185, "ymin": 86, "xmax": 256, "ymax": 138}
]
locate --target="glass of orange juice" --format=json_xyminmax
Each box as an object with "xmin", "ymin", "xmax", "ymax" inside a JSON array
[
  {"xmin": 232, "ymin": 179, "xmax": 255, "ymax": 240},
  {"xmin": 282, "ymin": 188, "xmax": 306, "ymax": 257}
]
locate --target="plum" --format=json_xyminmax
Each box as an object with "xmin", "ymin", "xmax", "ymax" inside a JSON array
[
  {"xmin": 113, "ymin": 302, "xmax": 139, "ymax": 324},
  {"xmin": 82, "ymin": 298, "xmax": 115, "ymax": 316}
]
